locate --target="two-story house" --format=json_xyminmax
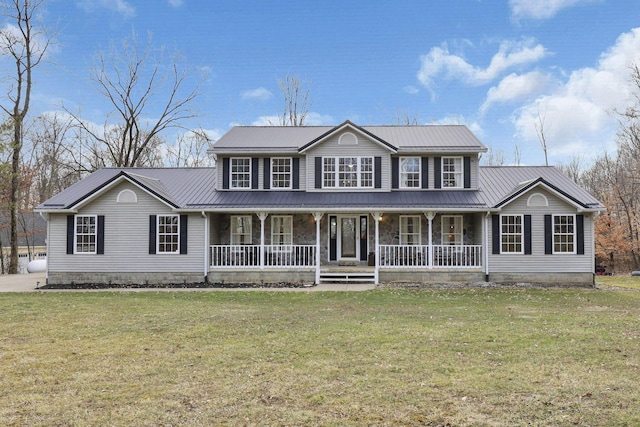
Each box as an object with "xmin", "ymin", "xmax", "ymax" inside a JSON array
[{"xmin": 35, "ymin": 121, "xmax": 604, "ymax": 286}]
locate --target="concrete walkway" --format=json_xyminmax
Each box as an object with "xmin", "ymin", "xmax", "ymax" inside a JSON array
[{"xmin": 0, "ymin": 273, "xmax": 376, "ymax": 292}]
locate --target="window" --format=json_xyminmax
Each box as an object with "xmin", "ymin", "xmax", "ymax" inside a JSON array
[
  {"xmin": 442, "ymin": 215, "xmax": 463, "ymax": 245},
  {"xmin": 75, "ymin": 215, "xmax": 96, "ymax": 254},
  {"xmin": 271, "ymin": 215, "xmax": 293, "ymax": 247},
  {"xmin": 323, "ymin": 156, "xmax": 374, "ymax": 188},
  {"xmin": 442, "ymin": 157, "xmax": 463, "ymax": 188},
  {"xmin": 501, "ymin": 215, "xmax": 523, "ymax": 254},
  {"xmin": 271, "ymin": 158, "xmax": 291, "ymax": 189},
  {"xmin": 157, "ymin": 215, "xmax": 179, "ymax": 253},
  {"xmin": 554, "ymin": 215, "xmax": 575, "ymax": 253},
  {"xmin": 399, "ymin": 216, "xmax": 421, "ymax": 245},
  {"xmin": 230, "ymin": 158, "xmax": 251, "ymax": 189},
  {"xmin": 231, "ymin": 215, "xmax": 252, "ymax": 245},
  {"xmin": 400, "ymin": 157, "xmax": 421, "ymax": 188}
]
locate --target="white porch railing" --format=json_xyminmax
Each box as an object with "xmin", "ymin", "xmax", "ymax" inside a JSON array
[
  {"xmin": 379, "ymin": 244, "xmax": 482, "ymax": 268},
  {"xmin": 210, "ymin": 245, "xmax": 316, "ymax": 268}
]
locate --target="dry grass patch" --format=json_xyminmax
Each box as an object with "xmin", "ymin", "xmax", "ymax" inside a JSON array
[{"xmin": 1, "ymin": 288, "xmax": 639, "ymax": 426}]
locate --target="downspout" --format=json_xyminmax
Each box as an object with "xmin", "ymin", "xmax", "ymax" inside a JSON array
[
  {"xmin": 484, "ymin": 211, "xmax": 491, "ymax": 281},
  {"xmin": 202, "ymin": 212, "xmax": 208, "ymax": 282},
  {"xmin": 40, "ymin": 212, "xmax": 49, "ymax": 285}
]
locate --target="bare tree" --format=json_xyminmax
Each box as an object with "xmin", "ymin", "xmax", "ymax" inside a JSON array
[
  {"xmin": 277, "ymin": 74, "xmax": 312, "ymax": 126},
  {"xmin": 0, "ymin": 0, "xmax": 52, "ymax": 274},
  {"xmin": 67, "ymin": 30, "xmax": 203, "ymax": 168},
  {"xmin": 534, "ymin": 105, "xmax": 549, "ymax": 166},
  {"xmin": 393, "ymin": 109, "xmax": 419, "ymax": 125},
  {"xmin": 164, "ymin": 129, "xmax": 214, "ymax": 167},
  {"xmin": 481, "ymin": 146, "xmax": 506, "ymax": 166}
]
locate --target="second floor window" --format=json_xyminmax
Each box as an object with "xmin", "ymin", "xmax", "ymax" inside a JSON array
[
  {"xmin": 231, "ymin": 158, "xmax": 251, "ymax": 189},
  {"xmin": 323, "ymin": 156, "xmax": 373, "ymax": 188},
  {"xmin": 442, "ymin": 157, "xmax": 463, "ymax": 188},
  {"xmin": 271, "ymin": 158, "xmax": 291, "ymax": 189},
  {"xmin": 400, "ymin": 157, "xmax": 421, "ymax": 188}
]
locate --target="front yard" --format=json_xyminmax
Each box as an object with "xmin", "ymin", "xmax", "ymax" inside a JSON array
[{"xmin": 1, "ymin": 286, "xmax": 639, "ymax": 426}]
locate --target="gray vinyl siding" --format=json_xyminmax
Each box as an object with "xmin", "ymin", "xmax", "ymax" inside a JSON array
[
  {"xmin": 47, "ymin": 181, "xmax": 205, "ymax": 274},
  {"xmin": 305, "ymin": 131, "xmax": 391, "ymax": 191},
  {"xmin": 488, "ymin": 188, "xmax": 594, "ymax": 274}
]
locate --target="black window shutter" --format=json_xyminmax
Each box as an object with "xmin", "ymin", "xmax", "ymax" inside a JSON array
[
  {"xmin": 263, "ymin": 158, "xmax": 270, "ymax": 189},
  {"xmin": 251, "ymin": 158, "xmax": 259, "ymax": 189},
  {"xmin": 374, "ymin": 157, "xmax": 382, "ymax": 188},
  {"xmin": 421, "ymin": 157, "xmax": 429, "ymax": 189},
  {"xmin": 524, "ymin": 215, "xmax": 532, "ymax": 255},
  {"xmin": 292, "ymin": 158, "xmax": 300, "ymax": 189},
  {"xmin": 222, "ymin": 158, "xmax": 229, "ymax": 189},
  {"xmin": 66, "ymin": 215, "xmax": 74, "ymax": 255},
  {"xmin": 391, "ymin": 157, "xmax": 399, "ymax": 189},
  {"xmin": 315, "ymin": 157, "xmax": 322, "ymax": 189},
  {"xmin": 464, "ymin": 156, "xmax": 471, "ymax": 189},
  {"xmin": 434, "ymin": 157, "xmax": 442, "ymax": 189},
  {"xmin": 544, "ymin": 215, "xmax": 552, "ymax": 254},
  {"xmin": 576, "ymin": 214, "xmax": 584, "ymax": 255},
  {"xmin": 149, "ymin": 215, "xmax": 157, "ymax": 255},
  {"xmin": 492, "ymin": 215, "xmax": 500, "ymax": 254},
  {"xmin": 180, "ymin": 215, "xmax": 188, "ymax": 255},
  {"xmin": 97, "ymin": 215, "xmax": 105, "ymax": 255}
]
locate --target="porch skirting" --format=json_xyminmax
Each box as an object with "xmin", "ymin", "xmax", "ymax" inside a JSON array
[
  {"xmin": 208, "ymin": 268, "xmax": 316, "ymax": 286},
  {"xmin": 46, "ymin": 271, "xmax": 205, "ymax": 286},
  {"xmin": 379, "ymin": 269, "xmax": 485, "ymax": 284}
]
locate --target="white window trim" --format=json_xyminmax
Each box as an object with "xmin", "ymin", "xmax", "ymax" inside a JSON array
[
  {"xmin": 553, "ymin": 214, "xmax": 576, "ymax": 254},
  {"xmin": 322, "ymin": 156, "xmax": 374, "ymax": 189},
  {"xmin": 157, "ymin": 214, "xmax": 180, "ymax": 254},
  {"xmin": 230, "ymin": 157, "xmax": 251, "ymax": 189},
  {"xmin": 271, "ymin": 157, "xmax": 292, "ymax": 190},
  {"xmin": 399, "ymin": 215, "xmax": 421, "ymax": 245},
  {"xmin": 442, "ymin": 156, "xmax": 463, "ymax": 189},
  {"xmin": 231, "ymin": 215, "xmax": 253, "ymax": 246},
  {"xmin": 500, "ymin": 214, "xmax": 524, "ymax": 255},
  {"xmin": 271, "ymin": 215, "xmax": 293, "ymax": 251},
  {"xmin": 400, "ymin": 157, "xmax": 421, "ymax": 189},
  {"xmin": 441, "ymin": 215, "xmax": 463, "ymax": 245},
  {"xmin": 74, "ymin": 215, "xmax": 97, "ymax": 254}
]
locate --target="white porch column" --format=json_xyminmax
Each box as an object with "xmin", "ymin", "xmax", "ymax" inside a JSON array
[
  {"xmin": 312, "ymin": 212, "xmax": 324, "ymax": 284},
  {"xmin": 257, "ymin": 212, "xmax": 268, "ymax": 269},
  {"xmin": 424, "ymin": 211, "xmax": 436, "ymax": 269},
  {"xmin": 371, "ymin": 212, "xmax": 383, "ymax": 284}
]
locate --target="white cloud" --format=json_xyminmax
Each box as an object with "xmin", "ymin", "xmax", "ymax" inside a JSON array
[
  {"xmin": 77, "ymin": 0, "xmax": 136, "ymax": 18},
  {"xmin": 240, "ymin": 87, "xmax": 273, "ymax": 102},
  {"xmin": 481, "ymin": 71, "xmax": 555, "ymax": 114},
  {"xmin": 168, "ymin": 0, "xmax": 184, "ymax": 6},
  {"xmin": 403, "ymin": 85, "xmax": 419, "ymax": 94},
  {"xmin": 417, "ymin": 39, "xmax": 548, "ymax": 91},
  {"xmin": 512, "ymin": 28, "xmax": 640, "ymax": 161},
  {"xmin": 509, "ymin": 0, "xmax": 596, "ymax": 20}
]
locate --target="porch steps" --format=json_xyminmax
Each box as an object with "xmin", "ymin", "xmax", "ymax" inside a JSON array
[{"xmin": 318, "ymin": 268, "xmax": 376, "ymax": 284}]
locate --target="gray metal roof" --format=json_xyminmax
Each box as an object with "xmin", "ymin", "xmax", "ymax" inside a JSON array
[
  {"xmin": 211, "ymin": 123, "xmax": 487, "ymax": 154},
  {"xmin": 36, "ymin": 165, "xmax": 603, "ymax": 213}
]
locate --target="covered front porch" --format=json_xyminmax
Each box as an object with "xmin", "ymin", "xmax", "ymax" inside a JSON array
[{"xmin": 207, "ymin": 211, "xmax": 486, "ymax": 285}]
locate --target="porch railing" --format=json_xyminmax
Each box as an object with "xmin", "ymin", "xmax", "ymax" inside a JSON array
[
  {"xmin": 210, "ymin": 245, "xmax": 316, "ymax": 268},
  {"xmin": 379, "ymin": 244, "xmax": 482, "ymax": 268}
]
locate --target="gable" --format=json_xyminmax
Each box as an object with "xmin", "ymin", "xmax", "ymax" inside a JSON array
[
  {"xmin": 303, "ymin": 128, "xmax": 395, "ymax": 158},
  {"xmin": 298, "ymin": 121, "xmax": 397, "ymax": 154}
]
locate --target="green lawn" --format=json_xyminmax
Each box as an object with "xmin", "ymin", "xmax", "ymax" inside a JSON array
[{"xmin": 1, "ymin": 288, "xmax": 639, "ymax": 426}]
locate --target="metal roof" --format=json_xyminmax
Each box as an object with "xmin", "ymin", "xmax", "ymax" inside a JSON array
[
  {"xmin": 211, "ymin": 123, "xmax": 487, "ymax": 154},
  {"xmin": 36, "ymin": 165, "xmax": 603, "ymax": 213}
]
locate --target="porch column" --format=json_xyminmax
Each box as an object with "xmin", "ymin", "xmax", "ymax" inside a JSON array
[
  {"xmin": 257, "ymin": 212, "xmax": 268, "ymax": 270},
  {"xmin": 424, "ymin": 211, "xmax": 436, "ymax": 269},
  {"xmin": 312, "ymin": 212, "xmax": 324, "ymax": 284},
  {"xmin": 372, "ymin": 212, "xmax": 383, "ymax": 285}
]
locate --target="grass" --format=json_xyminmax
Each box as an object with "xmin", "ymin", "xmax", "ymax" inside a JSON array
[
  {"xmin": 1, "ymin": 288, "xmax": 639, "ymax": 426},
  {"xmin": 596, "ymin": 274, "xmax": 640, "ymax": 290}
]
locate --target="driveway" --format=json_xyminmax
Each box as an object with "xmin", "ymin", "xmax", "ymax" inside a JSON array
[{"xmin": 0, "ymin": 272, "xmax": 46, "ymax": 292}]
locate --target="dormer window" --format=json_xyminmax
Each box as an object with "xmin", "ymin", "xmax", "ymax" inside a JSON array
[
  {"xmin": 442, "ymin": 157, "xmax": 463, "ymax": 188},
  {"xmin": 323, "ymin": 156, "xmax": 373, "ymax": 188},
  {"xmin": 400, "ymin": 157, "xmax": 421, "ymax": 188},
  {"xmin": 231, "ymin": 158, "xmax": 251, "ymax": 189}
]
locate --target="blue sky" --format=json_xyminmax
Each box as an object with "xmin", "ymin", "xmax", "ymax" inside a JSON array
[{"xmin": 7, "ymin": 0, "xmax": 640, "ymax": 166}]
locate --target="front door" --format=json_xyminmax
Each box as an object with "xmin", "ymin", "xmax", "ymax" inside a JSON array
[
  {"xmin": 340, "ymin": 216, "xmax": 358, "ymax": 259},
  {"xmin": 328, "ymin": 215, "xmax": 368, "ymax": 262}
]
